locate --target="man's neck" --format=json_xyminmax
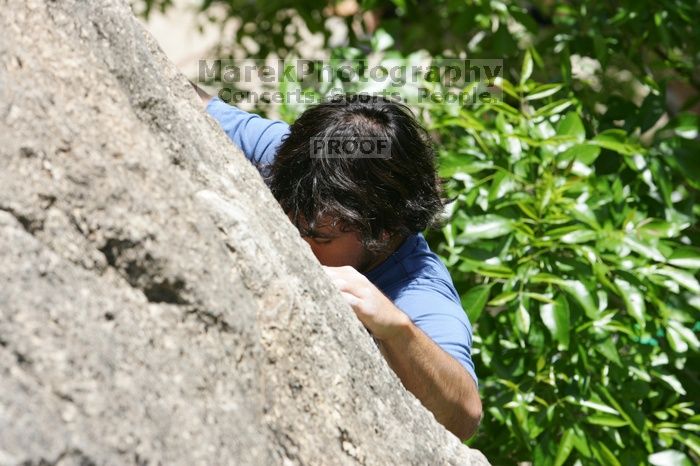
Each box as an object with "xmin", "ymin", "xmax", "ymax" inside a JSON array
[{"xmin": 361, "ymin": 233, "xmax": 408, "ymax": 274}]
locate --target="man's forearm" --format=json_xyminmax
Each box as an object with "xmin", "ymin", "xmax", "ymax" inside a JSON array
[
  {"xmin": 379, "ymin": 320, "xmax": 482, "ymax": 440},
  {"xmin": 322, "ymin": 266, "xmax": 482, "ymax": 440}
]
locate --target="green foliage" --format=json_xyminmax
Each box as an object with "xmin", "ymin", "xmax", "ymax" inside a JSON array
[
  {"xmin": 138, "ymin": 0, "xmax": 700, "ymax": 120},
  {"xmin": 425, "ymin": 54, "xmax": 700, "ymax": 464}
]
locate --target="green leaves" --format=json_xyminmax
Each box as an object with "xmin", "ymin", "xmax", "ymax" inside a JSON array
[
  {"xmin": 515, "ymin": 300, "xmax": 531, "ymax": 334},
  {"xmin": 461, "ymin": 284, "xmax": 492, "ymax": 322},
  {"xmin": 426, "ymin": 67, "xmax": 700, "ymax": 465},
  {"xmin": 623, "ymin": 235, "xmax": 666, "ymax": 263},
  {"xmin": 554, "ymin": 111, "xmax": 595, "ymax": 167},
  {"xmin": 525, "ymin": 84, "xmax": 562, "ymax": 101},
  {"xmin": 587, "ymin": 414, "xmax": 628, "ymax": 427},
  {"xmin": 615, "ymin": 278, "xmax": 646, "ymax": 328},
  {"xmin": 540, "ymin": 294, "xmax": 570, "ymax": 349},
  {"xmin": 592, "ymin": 441, "xmax": 622, "ymax": 466},
  {"xmin": 654, "ymin": 267, "xmax": 700, "ymax": 294},
  {"xmin": 489, "ymin": 290, "xmax": 518, "ymax": 306},
  {"xmin": 520, "ymin": 49, "xmax": 533, "ymax": 85},
  {"xmin": 666, "ymin": 320, "xmax": 700, "ymax": 353},
  {"xmin": 559, "ymin": 144, "xmax": 601, "ymax": 165},
  {"xmin": 595, "ymin": 337, "xmax": 623, "ymax": 366},
  {"xmin": 533, "ymin": 99, "xmax": 575, "ymax": 118},
  {"xmin": 669, "ymin": 247, "xmax": 700, "ymax": 269},
  {"xmin": 534, "ymin": 276, "xmax": 599, "ymax": 319},
  {"xmin": 591, "ymin": 129, "xmax": 643, "ymax": 155},
  {"xmin": 649, "ymin": 450, "xmax": 694, "ymax": 466},
  {"xmin": 556, "ymin": 112, "xmax": 585, "ymax": 143},
  {"xmin": 425, "ymin": 44, "xmax": 699, "ymax": 466},
  {"xmin": 456, "ymin": 215, "xmax": 513, "ymax": 243},
  {"xmin": 553, "ymin": 429, "xmax": 576, "ymax": 466},
  {"xmin": 577, "ymin": 399, "xmax": 620, "ymax": 416}
]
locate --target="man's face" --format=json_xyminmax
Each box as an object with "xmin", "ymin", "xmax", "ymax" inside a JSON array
[{"xmin": 293, "ymin": 214, "xmax": 375, "ymax": 272}]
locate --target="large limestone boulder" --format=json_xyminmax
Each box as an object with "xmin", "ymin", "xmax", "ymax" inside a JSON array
[{"xmin": 0, "ymin": 1, "xmax": 489, "ymax": 464}]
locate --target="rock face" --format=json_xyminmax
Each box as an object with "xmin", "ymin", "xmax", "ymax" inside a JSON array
[{"xmin": 0, "ymin": 1, "xmax": 489, "ymax": 464}]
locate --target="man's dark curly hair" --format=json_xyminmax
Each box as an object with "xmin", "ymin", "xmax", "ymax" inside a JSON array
[{"xmin": 267, "ymin": 93, "xmax": 447, "ymax": 253}]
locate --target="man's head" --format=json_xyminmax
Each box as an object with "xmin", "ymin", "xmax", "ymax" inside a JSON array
[{"xmin": 267, "ymin": 93, "xmax": 446, "ymax": 271}]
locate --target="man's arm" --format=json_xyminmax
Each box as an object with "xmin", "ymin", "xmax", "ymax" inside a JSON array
[
  {"xmin": 378, "ymin": 316, "xmax": 482, "ymax": 440},
  {"xmin": 190, "ymin": 82, "xmax": 290, "ymax": 170},
  {"xmin": 323, "ymin": 266, "xmax": 482, "ymax": 440}
]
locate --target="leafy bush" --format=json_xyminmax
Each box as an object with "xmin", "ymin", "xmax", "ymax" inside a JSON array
[
  {"xmin": 138, "ymin": 0, "xmax": 700, "ymax": 131},
  {"xmin": 424, "ymin": 52, "xmax": 699, "ymax": 465}
]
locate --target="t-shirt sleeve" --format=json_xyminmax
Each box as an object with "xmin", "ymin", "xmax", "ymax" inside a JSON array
[
  {"xmin": 394, "ymin": 289, "xmax": 478, "ymax": 386},
  {"xmin": 205, "ymin": 96, "xmax": 290, "ymax": 170}
]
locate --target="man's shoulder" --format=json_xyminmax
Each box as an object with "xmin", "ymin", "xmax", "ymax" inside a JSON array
[
  {"xmin": 205, "ymin": 97, "xmax": 290, "ymax": 168},
  {"xmin": 381, "ymin": 233, "xmax": 460, "ymax": 303}
]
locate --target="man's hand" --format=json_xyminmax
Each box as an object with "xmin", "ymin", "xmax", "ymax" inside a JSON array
[
  {"xmin": 189, "ymin": 80, "xmax": 212, "ymax": 109},
  {"xmin": 322, "ymin": 265, "xmax": 411, "ymax": 341}
]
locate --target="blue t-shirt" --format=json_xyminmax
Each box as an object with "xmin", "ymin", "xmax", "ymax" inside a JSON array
[{"xmin": 206, "ymin": 97, "xmax": 477, "ymax": 385}]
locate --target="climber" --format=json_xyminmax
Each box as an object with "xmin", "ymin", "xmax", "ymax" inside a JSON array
[{"xmin": 193, "ymin": 83, "xmax": 482, "ymax": 441}]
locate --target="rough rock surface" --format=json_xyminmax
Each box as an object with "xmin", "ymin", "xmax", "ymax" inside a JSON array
[{"xmin": 0, "ymin": 1, "xmax": 489, "ymax": 464}]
